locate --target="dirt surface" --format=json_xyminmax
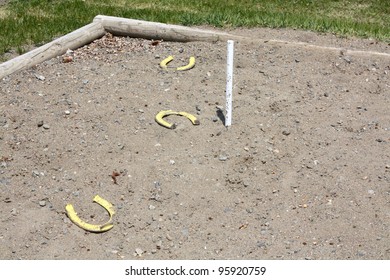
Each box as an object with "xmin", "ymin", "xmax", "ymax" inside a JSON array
[{"xmin": 1, "ymin": 27, "xmax": 389, "ymax": 260}]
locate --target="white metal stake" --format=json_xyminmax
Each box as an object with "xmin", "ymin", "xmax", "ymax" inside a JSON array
[{"xmin": 225, "ymin": 40, "xmax": 234, "ymax": 127}]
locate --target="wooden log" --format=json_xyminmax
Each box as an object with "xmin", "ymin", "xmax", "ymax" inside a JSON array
[
  {"xmin": 0, "ymin": 21, "xmax": 105, "ymax": 79},
  {"xmin": 93, "ymin": 15, "xmax": 244, "ymax": 42}
]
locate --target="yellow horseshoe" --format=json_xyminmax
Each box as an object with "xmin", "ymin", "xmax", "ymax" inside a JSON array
[
  {"xmin": 160, "ymin": 56, "xmax": 195, "ymax": 71},
  {"xmin": 65, "ymin": 195, "xmax": 115, "ymax": 233},
  {"xmin": 155, "ymin": 110, "xmax": 200, "ymax": 129}
]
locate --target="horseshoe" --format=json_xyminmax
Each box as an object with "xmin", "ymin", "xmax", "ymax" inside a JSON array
[
  {"xmin": 155, "ymin": 110, "xmax": 200, "ymax": 129},
  {"xmin": 65, "ymin": 195, "xmax": 115, "ymax": 233},
  {"xmin": 160, "ymin": 55, "xmax": 196, "ymax": 71}
]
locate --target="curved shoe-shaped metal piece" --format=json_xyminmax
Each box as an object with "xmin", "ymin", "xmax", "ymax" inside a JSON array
[
  {"xmin": 159, "ymin": 56, "xmax": 195, "ymax": 71},
  {"xmin": 155, "ymin": 110, "xmax": 200, "ymax": 129},
  {"xmin": 65, "ymin": 195, "xmax": 115, "ymax": 233}
]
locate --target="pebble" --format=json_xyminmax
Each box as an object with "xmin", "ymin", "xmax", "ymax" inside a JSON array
[
  {"xmin": 343, "ymin": 56, "xmax": 352, "ymax": 63},
  {"xmin": 219, "ymin": 155, "xmax": 228, "ymax": 161},
  {"xmin": 135, "ymin": 248, "xmax": 143, "ymax": 256},
  {"xmin": 357, "ymin": 250, "xmax": 366, "ymax": 257},
  {"xmin": 62, "ymin": 56, "xmax": 73, "ymax": 63},
  {"xmin": 243, "ymin": 179, "xmax": 250, "ymax": 187},
  {"xmin": 37, "ymin": 120, "xmax": 44, "ymax": 127},
  {"xmin": 35, "ymin": 74, "xmax": 45, "ymax": 81},
  {"xmin": 39, "ymin": 200, "xmax": 46, "ymax": 207},
  {"xmin": 64, "ymin": 110, "xmax": 71, "ymax": 115},
  {"xmin": 42, "ymin": 124, "xmax": 50, "ymax": 129}
]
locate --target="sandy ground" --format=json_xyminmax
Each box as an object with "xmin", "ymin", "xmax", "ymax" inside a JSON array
[{"xmin": 0, "ymin": 27, "xmax": 389, "ymax": 260}]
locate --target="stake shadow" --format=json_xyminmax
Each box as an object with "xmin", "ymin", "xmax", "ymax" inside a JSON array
[{"xmin": 216, "ymin": 108, "xmax": 225, "ymax": 125}]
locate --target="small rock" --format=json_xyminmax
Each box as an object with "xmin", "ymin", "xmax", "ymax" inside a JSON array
[
  {"xmin": 343, "ymin": 56, "xmax": 352, "ymax": 63},
  {"xmin": 37, "ymin": 120, "xmax": 44, "ymax": 127},
  {"xmin": 62, "ymin": 56, "xmax": 73, "ymax": 63},
  {"xmin": 42, "ymin": 124, "xmax": 50, "ymax": 129},
  {"xmin": 212, "ymin": 116, "xmax": 219, "ymax": 122},
  {"xmin": 39, "ymin": 200, "xmax": 46, "ymax": 207},
  {"xmin": 282, "ymin": 130, "xmax": 291, "ymax": 136},
  {"xmin": 219, "ymin": 155, "xmax": 228, "ymax": 161},
  {"xmin": 135, "ymin": 248, "xmax": 143, "ymax": 256},
  {"xmin": 64, "ymin": 110, "xmax": 71, "ymax": 115},
  {"xmin": 243, "ymin": 179, "xmax": 250, "ymax": 187},
  {"xmin": 257, "ymin": 241, "xmax": 267, "ymax": 248},
  {"xmin": 35, "ymin": 74, "xmax": 45, "ymax": 81},
  {"xmin": 368, "ymin": 189, "xmax": 375, "ymax": 195},
  {"xmin": 357, "ymin": 250, "xmax": 366, "ymax": 257}
]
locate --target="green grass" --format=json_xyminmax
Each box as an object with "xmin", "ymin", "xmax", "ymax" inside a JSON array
[{"xmin": 0, "ymin": 0, "xmax": 389, "ymax": 59}]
